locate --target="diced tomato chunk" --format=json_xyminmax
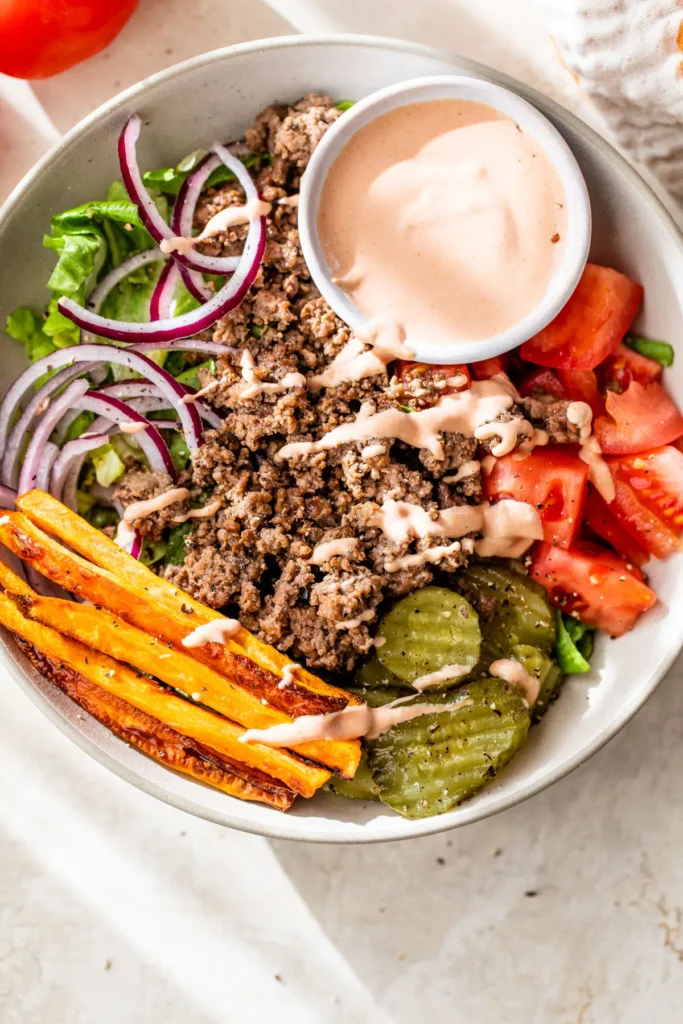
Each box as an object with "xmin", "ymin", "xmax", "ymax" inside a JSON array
[
  {"xmin": 520, "ymin": 264, "xmax": 643, "ymax": 370},
  {"xmin": 605, "ymin": 447, "xmax": 683, "ymax": 559},
  {"xmin": 600, "ymin": 342, "xmax": 663, "ymax": 390},
  {"xmin": 529, "ymin": 540, "xmax": 656, "ymax": 637},
  {"xmin": 393, "ymin": 361, "xmax": 470, "ymax": 394},
  {"xmin": 518, "ymin": 367, "xmax": 568, "ymax": 399},
  {"xmin": 470, "ymin": 355, "xmax": 510, "ymax": 380},
  {"xmin": 484, "ymin": 448, "xmax": 588, "ymax": 549},
  {"xmin": 583, "ymin": 489, "xmax": 648, "ymax": 566},
  {"xmin": 594, "ymin": 381, "xmax": 683, "ymax": 455},
  {"xmin": 555, "ymin": 369, "xmax": 604, "ymax": 417}
]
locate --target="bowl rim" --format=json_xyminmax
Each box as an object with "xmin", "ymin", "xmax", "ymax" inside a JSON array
[
  {"xmin": 298, "ymin": 73, "xmax": 591, "ymax": 365},
  {"xmin": 2, "ymin": 31, "xmax": 683, "ymax": 844}
]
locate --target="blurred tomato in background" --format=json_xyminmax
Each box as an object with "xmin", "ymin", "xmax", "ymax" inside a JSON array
[{"xmin": 0, "ymin": 0, "xmax": 141, "ymax": 79}]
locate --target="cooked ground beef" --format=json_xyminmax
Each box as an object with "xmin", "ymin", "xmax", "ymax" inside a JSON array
[
  {"xmin": 113, "ymin": 94, "xmax": 533, "ymax": 673},
  {"xmin": 522, "ymin": 390, "xmax": 582, "ymax": 444}
]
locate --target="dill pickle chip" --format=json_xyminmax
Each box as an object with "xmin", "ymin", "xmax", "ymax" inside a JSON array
[
  {"xmin": 457, "ymin": 565, "xmax": 556, "ymax": 669},
  {"xmin": 347, "ymin": 682, "xmax": 409, "ymax": 707},
  {"xmin": 375, "ymin": 587, "xmax": 481, "ymax": 688},
  {"xmin": 356, "ymin": 653, "xmax": 407, "ymax": 689},
  {"xmin": 367, "ymin": 678, "xmax": 530, "ymax": 819},
  {"xmin": 510, "ymin": 643, "xmax": 564, "ymax": 721},
  {"xmin": 325, "ymin": 752, "xmax": 380, "ymax": 801}
]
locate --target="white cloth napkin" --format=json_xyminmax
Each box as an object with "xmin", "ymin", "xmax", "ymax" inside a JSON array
[{"xmin": 535, "ymin": 0, "xmax": 683, "ymax": 198}]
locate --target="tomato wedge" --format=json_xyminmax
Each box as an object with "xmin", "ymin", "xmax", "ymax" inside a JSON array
[
  {"xmin": 555, "ymin": 369, "xmax": 604, "ymax": 417},
  {"xmin": 601, "ymin": 342, "xmax": 663, "ymax": 390},
  {"xmin": 394, "ymin": 361, "xmax": 470, "ymax": 394},
  {"xmin": 594, "ymin": 381, "xmax": 683, "ymax": 455},
  {"xmin": 583, "ymin": 489, "xmax": 649, "ymax": 566},
  {"xmin": 470, "ymin": 355, "xmax": 510, "ymax": 380},
  {"xmin": 518, "ymin": 367, "xmax": 568, "ymax": 399},
  {"xmin": 520, "ymin": 264, "xmax": 643, "ymax": 370},
  {"xmin": 530, "ymin": 540, "xmax": 656, "ymax": 637},
  {"xmin": 484, "ymin": 448, "xmax": 588, "ymax": 548},
  {"xmin": 605, "ymin": 447, "xmax": 683, "ymax": 559}
]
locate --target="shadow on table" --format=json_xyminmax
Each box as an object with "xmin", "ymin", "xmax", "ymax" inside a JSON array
[{"xmin": 270, "ymin": 656, "xmax": 683, "ymax": 1023}]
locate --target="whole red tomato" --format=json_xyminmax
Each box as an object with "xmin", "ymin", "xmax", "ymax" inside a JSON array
[{"xmin": 0, "ymin": 0, "xmax": 141, "ymax": 79}]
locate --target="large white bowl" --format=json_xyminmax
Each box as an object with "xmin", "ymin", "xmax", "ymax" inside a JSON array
[{"xmin": 1, "ymin": 35, "xmax": 682, "ymax": 844}]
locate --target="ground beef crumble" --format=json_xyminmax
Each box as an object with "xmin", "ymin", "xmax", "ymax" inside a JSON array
[{"xmin": 113, "ymin": 94, "xmax": 550, "ymax": 674}]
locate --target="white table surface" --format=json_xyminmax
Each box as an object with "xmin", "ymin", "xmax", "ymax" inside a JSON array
[{"xmin": 2, "ymin": 3, "xmax": 683, "ymax": 1022}]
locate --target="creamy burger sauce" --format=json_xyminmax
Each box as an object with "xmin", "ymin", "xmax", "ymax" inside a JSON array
[{"xmin": 318, "ymin": 99, "xmax": 567, "ymax": 349}]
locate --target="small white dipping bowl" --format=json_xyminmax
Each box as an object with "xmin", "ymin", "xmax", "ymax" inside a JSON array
[{"xmin": 299, "ymin": 74, "xmax": 592, "ymax": 365}]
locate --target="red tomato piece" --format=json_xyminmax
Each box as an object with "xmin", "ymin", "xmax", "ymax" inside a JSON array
[
  {"xmin": 0, "ymin": 0, "xmax": 140, "ymax": 79},
  {"xmin": 470, "ymin": 355, "xmax": 510, "ymax": 381},
  {"xmin": 518, "ymin": 367, "xmax": 568, "ymax": 399},
  {"xmin": 520, "ymin": 264, "xmax": 643, "ymax": 370},
  {"xmin": 583, "ymin": 489, "xmax": 649, "ymax": 566},
  {"xmin": 555, "ymin": 369, "xmax": 605, "ymax": 417},
  {"xmin": 601, "ymin": 342, "xmax": 663, "ymax": 390},
  {"xmin": 393, "ymin": 361, "xmax": 470, "ymax": 395},
  {"xmin": 594, "ymin": 381, "xmax": 683, "ymax": 455},
  {"xmin": 529, "ymin": 540, "xmax": 656, "ymax": 637},
  {"xmin": 604, "ymin": 447, "xmax": 683, "ymax": 559},
  {"xmin": 484, "ymin": 448, "xmax": 588, "ymax": 548}
]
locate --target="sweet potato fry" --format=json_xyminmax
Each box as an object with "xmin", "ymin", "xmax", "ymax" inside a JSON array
[
  {"xmin": 15, "ymin": 637, "xmax": 295, "ymax": 810},
  {"xmin": 2, "ymin": 503, "xmax": 361, "ymax": 777},
  {"xmin": 0, "ymin": 580, "xmax": 327, "ymax": 797},
  {"xmin": 15, "ymin": 491, "xmax": 360, "ymax": 702}
]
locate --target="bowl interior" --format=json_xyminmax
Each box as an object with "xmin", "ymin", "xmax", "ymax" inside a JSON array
[
  {"xmin": 299, "ymin": 73, "xmax": 591, "ymax": 365},
  {"xmin": 1, "ymin": 35, "xmax": 682, "ymax": 843}
]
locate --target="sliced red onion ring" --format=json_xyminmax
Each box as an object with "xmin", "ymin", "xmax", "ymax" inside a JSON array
[
  {"xmin": 0, "ymin": 345, "xmax": 204, "ymax": 456},
  {"xmin": 179, "ymin": 265, "xmax": 214, "ymax": 304},
  {"xmin": 118, "ymin": 116, "xmax": 239, "ymax": 276},
  {"xmin": 0, "ymin": 484, "xmax": 16, "ymax": 510},
  {"xmin": 87, "ymin": 248, "xmax": 165, "ymax": 313},
  {"xmin": 58, "ymin": 201, "xmax": 265, "ymax": 342},
  {"xmin": 98, "ymin": 379, "xmax": 223, "ymax": 429},
  {"xmin": 130, "ymin": 339, "xmax": 236, "ymax": 356},
  {"xmin": 50, "ymin": 433, "xmax": 110, "ymax": 504},
  {"xmin": 114, "ymin": 519, "xmax": 142, "ymax": 560},
  {"xmin": 149, "ymin": 258, "xmax": 181, "ymax": 320},
  {"xmin": 75, "ymin": 391, "xmax": 176, "ymax": 479},
  {"xmin": 172, "ymin": 152, "xmax": 220, "ymax": 238},
  {"xmin": 18, "ymin": 380, "xmax": 90, "ymax": 495},
  {"xmin": 2, "ymin": 362, "xmax": 100, "ymax": 488}
]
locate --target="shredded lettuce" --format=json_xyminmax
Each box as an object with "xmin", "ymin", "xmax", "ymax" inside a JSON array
[
  {"xmin": 336, "ymin": 99, "xmax": 355, "ymax": 112},
  {"xmin": 625, "ymin": 335, "xmax": 674, "ymax": 367},
  {"xmin": 554, "ymin": 613, "xmax": 594, "ymax": 674},
  {"xmin": 175, "ymin": 358, "xmax": 216, "ymax": 390},
  {"xmin": 91, "ymin": 445, "xmax": 126, "ymax": 487},
  {"xmin": 165, "ymin": 521, "xmax": 193, "ymax": 564},
  {"xmin": 5, "ymin": 308, "xmax": 55, "ymax": 363},
  {"xmin": 142, "ymin": 150, "xmax": 261, "ymax": 196}
]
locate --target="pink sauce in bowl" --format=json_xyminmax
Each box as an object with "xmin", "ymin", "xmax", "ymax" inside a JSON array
[{"xmin": 299, "ymin": 76, "xmax": 591, "ymax": 365}]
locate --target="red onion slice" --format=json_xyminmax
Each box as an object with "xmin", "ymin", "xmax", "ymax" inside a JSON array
[
  {"xmin": 149, "ymin": 258, "xmax": 180, "ymax": 321},
  {"xmin": 58, "ymin": 203, "xmax": 265, "ymax": 342},
  {"xmin": 0, "ymin": 345, "xmax": 204, "ymax": 456},
  {"xmin": 18, "ymin": 380, "xmax": 90, "ymax": 495},
  {"xmin": 97, "ymin": 379, "xmax": 223, "ymax": 429},
  {"xmin": 2, "ymin": 362, "xmax": 100, "ymax": 489},
  {"xmin": 130, "ymin": 339, "xmax": 236, "ymax": 356},
  {"xmin": 87, "ymin": 248, "xmax": 165, "ymax": 313},
  {"xmin": 0, "ymin": 484, "xmax": 16, "ymax": 510},
  {"xmin": 50, "ymin": 433, "xmax": 110, "ymax": 504},
  {"xmin": 118, "ymin": 116, "xmax": 239, "ymax": 276},
  {"xmin": 179, "ymin": 265, "xmax": 214, "ymax": 304},
  {"xmin": 76, "ymin": 391, "xmax": 176, "ymax": 479},
  {"xmin": 114, "ymin": 519, "xmax": 142, "ymax": 560}
]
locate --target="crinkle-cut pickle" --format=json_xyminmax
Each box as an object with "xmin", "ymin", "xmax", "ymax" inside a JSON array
[
  {"xmin": 355, "ymin": 653, "xmax": 407, "ymax": 690},
  {"xmin": 457, "ymin": 564, "xmax": 556, "ymax": 668},
  {"xmin": 366, "ymin": 678, "xmax": 530, "ymax": 819},
  {"xmin": 325, "ymin": 752, "xmax": 380, "ymax": 801},
  {"xmin": 511, "ymin": 643, "xmax": 564, "ymax": 721},
  {"xmin": 375, "ymin": 586, "xmax": 481, "ymax": 688}
]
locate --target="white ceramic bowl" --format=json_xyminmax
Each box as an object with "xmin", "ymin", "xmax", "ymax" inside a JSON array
[
  {"xmin": 299, "ymin": 74, "xmax": 591, "ymax": 365},
  {"xmin": 1, "ymin": 35, "xmax": 682, "ymax": 844}
]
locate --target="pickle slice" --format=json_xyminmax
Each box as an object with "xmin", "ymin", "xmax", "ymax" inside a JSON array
[
  {"xmin": 325, "ymin": 752, "xmax": 380, "ymax": 801},
  {"xmin": 356, "ymin": 653, "xmax": 407, "ymax": 689},
  {"xmin": 375, "ymin": 587, "xmax": 481, "ymax": 688},
  {"xmin": 367, "ymin": 678, "xmax": 530, "ymax": 819},
  {"xmin": 457, "ymin": 565, "xmax": 556, "ymax": 670}
]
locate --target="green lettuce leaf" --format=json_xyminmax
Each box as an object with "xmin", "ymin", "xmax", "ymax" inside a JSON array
[{"xmin": 5, "ymin": 308, "xmax": 54, "ymax": 362}]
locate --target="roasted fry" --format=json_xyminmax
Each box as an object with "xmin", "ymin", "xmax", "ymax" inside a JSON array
[
  {"xmin": 15, "ymin": 637, "xmax": 295, "ymax": 810},
  {"xmin": 0, "ymin": 578, "xmax": 327, "ymax": 797},
  {"xmin": 2, "ymin": 502, "xmax": 361, "ymax": 777}
]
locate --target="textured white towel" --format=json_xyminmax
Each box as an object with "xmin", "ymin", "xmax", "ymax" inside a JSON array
[{"xmin": 535, "ymin": 0, "xmax": 683, "ymax": 198}]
